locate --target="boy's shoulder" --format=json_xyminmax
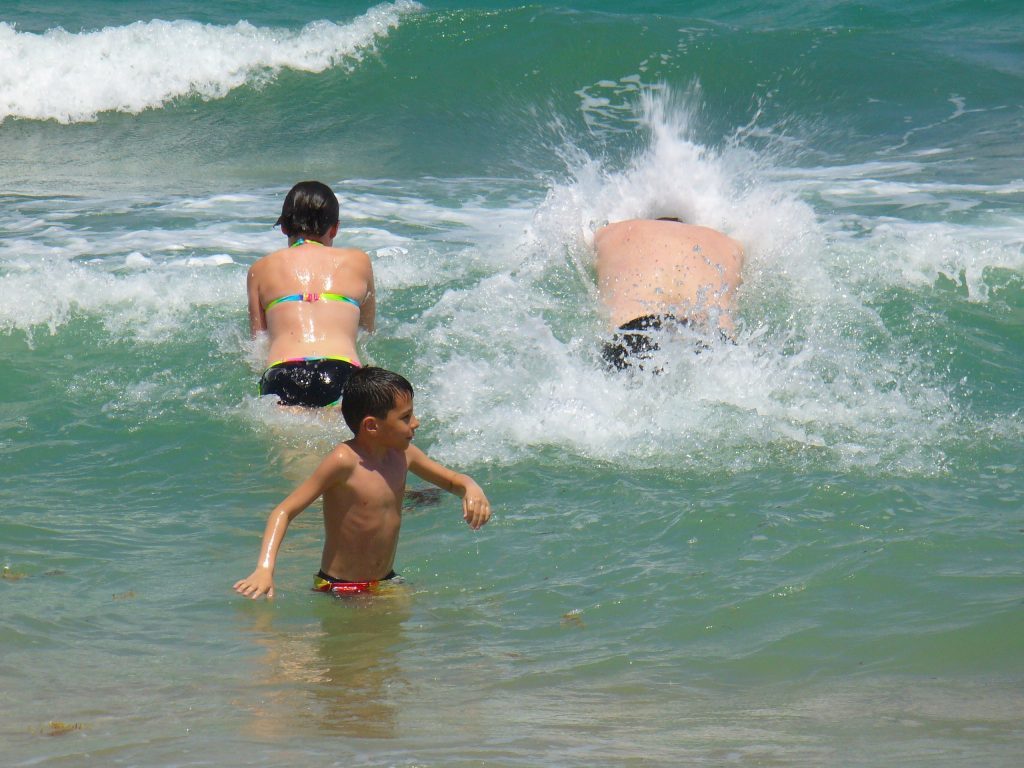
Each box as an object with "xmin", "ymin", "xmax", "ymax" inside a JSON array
[
  {"xmin": 330, "ymin": 439, "xmax": 361, "ymax": 461},
  {"xmin": 313, "ymin": 439, "xmax": 359, "ymax": 472},
  {"xmin": 346, "ymin": 435, "xmax": 413, "ymax": 467}
]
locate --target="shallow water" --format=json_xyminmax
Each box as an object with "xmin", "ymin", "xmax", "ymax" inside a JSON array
[{"xmin": 2, "ymin": 2, "xmax": 1023, "ymax": 766}]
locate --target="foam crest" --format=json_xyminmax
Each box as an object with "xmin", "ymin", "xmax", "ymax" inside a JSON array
[
  {"xmin": 765, "ymin": 159, "xmax": 1024, "ymax": 301},
  {"xmin": 0, "ymin": 1, "xmax": 423, "ymax": 123},
  {"xmin": 0, "ymin": 193, "xmax": 263, "ymax": 342},
  {"xmin": 842, "ymin": 219, "xmax": 1024, "ymax": 302},
  {"xmin": 0, "ymin": 255, "xmax": 244, "ymax": 343}
]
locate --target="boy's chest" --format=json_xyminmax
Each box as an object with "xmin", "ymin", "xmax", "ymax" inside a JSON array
[{"xmin": 337, "ymin": 458, "xmax": 407, "ymax": 507}]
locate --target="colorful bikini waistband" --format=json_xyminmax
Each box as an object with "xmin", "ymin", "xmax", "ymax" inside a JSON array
[{"xmin": 264, "ymin": 355, "xmax": 361, "ymax": 370}]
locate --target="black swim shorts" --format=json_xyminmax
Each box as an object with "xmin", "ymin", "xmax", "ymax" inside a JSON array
[
  {"xmin": 602, "ymin": 314, "xmax": 682, "ymax": 371},
  {"xmin": 258, "ymin": 357, "xmax": 358, "ymax": 407}
]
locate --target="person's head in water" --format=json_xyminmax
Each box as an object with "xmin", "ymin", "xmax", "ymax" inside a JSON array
[
  {"xmin": 341, "ymin": 367, "xmax": 415, "ymax": 435},
  {"xmin": 275, "ymin": 181, "xmax": 340, "ymax": 239}
]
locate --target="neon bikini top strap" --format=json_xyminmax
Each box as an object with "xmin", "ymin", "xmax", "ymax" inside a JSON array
[
  {"xmin": 290, "ymin": 237, "xmax": 324, "ymax": 248},
  {"xmin": 264, "ymin": 292, "xmax": 361, "ymax": 311},
  {"xmin": 269, "ymin": 239, "xmax": 359, "ymax": 310}
]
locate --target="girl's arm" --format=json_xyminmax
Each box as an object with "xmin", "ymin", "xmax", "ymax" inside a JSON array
[
  {"xmin": 359, "ymin": 254, "xmax": 376, "ymax": 333},
  {"xmin": 246, "ymin": 264, "xmax": 267, "ymax": 336}
]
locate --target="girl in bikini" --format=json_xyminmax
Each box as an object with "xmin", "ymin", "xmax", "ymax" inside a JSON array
[{"xmin": 247, "ymin": 181, "xmax": 376, "ymax": 407}]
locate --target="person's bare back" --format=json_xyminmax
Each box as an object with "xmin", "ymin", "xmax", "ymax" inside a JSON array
[
  {"xmin": 248, "ymin": 242, "xmax": 374, "ymax": 364},
  {"xmin": 594, "ymin": 218, "xmax": 744, "ymax": 333}
]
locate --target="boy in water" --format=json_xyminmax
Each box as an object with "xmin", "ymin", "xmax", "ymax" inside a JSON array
[{"xmin": 234, "ymin": 367, "xmax": 491, "ymax": 598}]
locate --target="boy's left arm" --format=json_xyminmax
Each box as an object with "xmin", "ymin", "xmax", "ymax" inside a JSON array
[{"xmin": 406, "ymin": 445, "xmax": 491, "ymax": 529}]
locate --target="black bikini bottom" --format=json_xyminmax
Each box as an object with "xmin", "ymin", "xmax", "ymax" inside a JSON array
[{"xmin": 259, "ymin": 357, "xmax": 359, "ymax": 407}]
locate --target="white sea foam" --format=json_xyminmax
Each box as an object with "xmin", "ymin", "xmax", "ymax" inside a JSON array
[
  {"xmin": 781, "ymin": 169, "xmax": 1024, "ymax": 301},
  {"xmin": 388, "ymin": 89, "xmax": 1010, "ymax": 474},
  {"xmin": 0, "ymin": 254, "xmax": 244, "ymax": 342},
  {"xmin": 0, "ymin": 1, "xmax": 423, "ymax": 124},
  {"xmin": 0, "ymin": 193, "xmax": 267, "ymax": 342}
]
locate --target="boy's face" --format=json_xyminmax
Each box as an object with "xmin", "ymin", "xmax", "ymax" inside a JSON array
[{"xmin": 376, "ymin": 392, "xmax": 419, "ymax": 449}]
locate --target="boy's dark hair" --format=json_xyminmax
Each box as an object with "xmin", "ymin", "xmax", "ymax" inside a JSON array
[
  {"xmin": 341, "ymin": 367, "xmax": 414, "ymax": 433},
  {"xmin": 275, "ymin": 180, "xmax": 340, "ymax": 238}
]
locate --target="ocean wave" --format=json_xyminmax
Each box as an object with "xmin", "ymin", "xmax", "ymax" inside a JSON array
[{"xmin": 0, "ymin": 1, "xmax": 423, "ymax": 124}]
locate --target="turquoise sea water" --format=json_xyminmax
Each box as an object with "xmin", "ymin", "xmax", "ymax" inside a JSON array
[{"xmin": 2, "ymin": 2, "xmax": 1022, "ymax": 765}]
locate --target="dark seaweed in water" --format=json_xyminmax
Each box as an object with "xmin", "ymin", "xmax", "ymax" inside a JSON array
[{"xmin": 404, "ymin": 487, "xmax": 443, "ymax": 508}]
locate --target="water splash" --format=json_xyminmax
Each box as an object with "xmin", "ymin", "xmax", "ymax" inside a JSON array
[{"xmin": 406, "ymin": 89, "xmax": 963, "ymax": 474}]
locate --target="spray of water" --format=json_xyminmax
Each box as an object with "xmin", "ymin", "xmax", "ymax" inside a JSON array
[{"xmin": 405, "ymin": 88, "xmax": 964, "ymax": 474}]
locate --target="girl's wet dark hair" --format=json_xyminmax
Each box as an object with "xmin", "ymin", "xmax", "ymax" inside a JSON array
[
  {"xmin": 275, "ymin": 181, "xmax": 340, "ymax": 238},
  {"xmin": 341, "ymin": 367, "xmax": 414, "ymax": 433}
]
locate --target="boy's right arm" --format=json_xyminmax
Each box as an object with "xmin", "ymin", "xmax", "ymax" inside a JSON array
[{"xmin": 233, "ymin": 448, "xmax": 353, "ymax": 599}]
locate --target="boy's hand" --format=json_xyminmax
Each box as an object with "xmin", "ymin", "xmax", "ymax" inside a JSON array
[
  {"xmin": 461, "ymin": 480, "xmax": 491, "ymax": 530},
  {"xmin": 234, "ymin": 568, "xmax": 275, "ymax": 599},
  {"xmin": 405, "ymin": 448, "xmax": 492, "ymax": 529}
]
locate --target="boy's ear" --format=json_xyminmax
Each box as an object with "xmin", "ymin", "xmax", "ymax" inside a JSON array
[{"xmin": 360, "ymin": 415, "xmax": 379, "ymax": 435}]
